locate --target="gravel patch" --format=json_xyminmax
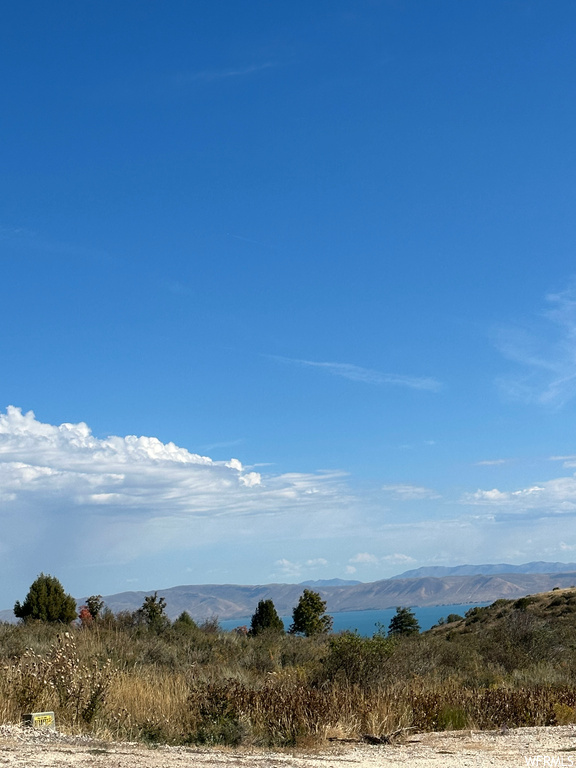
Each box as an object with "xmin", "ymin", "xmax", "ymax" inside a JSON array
[{"xmin": 1, "ymin": 724, "xmax": 576, "ymax": 767}]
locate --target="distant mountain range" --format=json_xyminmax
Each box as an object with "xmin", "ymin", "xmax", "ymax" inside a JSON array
[
  {"xmin": 3, "ymin": 562, "xmax": 576, "ymax": 624},
  {"xmin": 392, "ymin": 561, "xmax": 576, "ymax": 579},
  {"xmin": 300, "ymin": 578, "xmax": 361, "ymax": 587}
]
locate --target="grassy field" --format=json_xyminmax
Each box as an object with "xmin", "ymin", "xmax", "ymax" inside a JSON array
[{"xmin": 2, "ymin": 588, "xmax": 576, "ymax": 747}]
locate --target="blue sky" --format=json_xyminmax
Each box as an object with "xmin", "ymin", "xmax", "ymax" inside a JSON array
[{"xmin": 2, "ymin": 0, "xmax": 576, "ymax": 605}]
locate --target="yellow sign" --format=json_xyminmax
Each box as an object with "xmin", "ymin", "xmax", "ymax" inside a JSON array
[{"xmin": 23, "ymin": 711, "xmax": 56, "ymax": 730}]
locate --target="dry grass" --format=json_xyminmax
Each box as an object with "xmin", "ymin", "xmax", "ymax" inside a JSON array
[{"xmin": 3, "ymin": 593, "xmax": 576, "ymax": 746}]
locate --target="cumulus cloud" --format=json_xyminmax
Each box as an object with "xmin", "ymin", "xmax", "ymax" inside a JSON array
[
  {"xmin": 464, "ymin": 477, "xmax": 576, "ymax": 514},
  {"xmin": 0, "ymin": 406, "xmax": 269, "ymax": 514},
  {"xmin": 6, "ymin": 405, "xmax": 576, "ymax": 605},
  {"xmin": 239, "ymin": 472, "xmax": 262, "ymax": 487},
  {"xmin": 349, "ymin": 552, "xmax": 379, "ymax": 564},
  {"xmin": 468, "ymin": 488, "xmax": 513, "ymax": 503},
  {"xmin": 381, "ymin": 484, "xmax": 441, "ymax": 500},
  {"xmin": 0, "ymin": 407, "xmax": 353, "ymax": 573}
]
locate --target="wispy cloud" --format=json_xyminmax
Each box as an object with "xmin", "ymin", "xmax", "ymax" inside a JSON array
[
  {"xmin": 496, "ymin": 284, "xmax": 576, "ymax": 407},
  {"xmin": 347, "ymin": 551, "xmax": 415, "ymax": 569},
  {"xmin": 179, "ymin": 62, "xmax": 276, "ymax": 83},
  {"xmin": 228, "ymin": 233, "xmax": 276, "ymax": 250},
  {"xmin": 272, "ymin": 557, "xmax": 328, "ymax": 580},
  {"xmin": 475, "ymin": 459, "xmax": 510, "ymax": 466},
  {"xmin": 382, "ymin": 553, "xmax": 416, "ymax": 564},
  {"xmin": 0, "ymin": 221, "xmax": 110, "ymax": 263},
  {"xmin": 274, "ymin": 558, "xmax": 302, "ymax": 579},
  {"xmin": 382, "ymin": 484, "xmax": 441, "ymax": 500},
  {"xmin": 199, "ymin": 438, "xmax": 245, "ymax": 452},
  {"xmin": 551, "ymin": 455, "xmax": 576, "ymax": 468},
  {"xmin": 270, "ymin": 356, "xmax": 441, "ymax": 392}
]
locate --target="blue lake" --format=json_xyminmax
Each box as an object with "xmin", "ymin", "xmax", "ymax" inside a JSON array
[{"xmin": 220, "ymin": 602, "xmax": 488, "ymax": 636}]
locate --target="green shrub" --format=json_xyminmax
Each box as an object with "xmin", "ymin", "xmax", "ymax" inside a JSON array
[{"xmin": 321, "ymin": 631, "xmax": 395, "ymax": 687}]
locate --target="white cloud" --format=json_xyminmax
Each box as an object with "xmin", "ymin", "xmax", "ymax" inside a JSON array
[
  {"xmin": 349, "ymin": 552, "xmax": 379, "ymax": 564},
  {"xmin": 381, "ymin": 553, "xmax": 416, "ymax": 564},
  {"xmin": 239, "ymin": 472, "xmax": 262, "ymax": 487},
  {"xmin": 0, "ymin": 408, "xmax": 353, "ymax": 518},
  {"xmin": 0, "ymin": 407, "xmax": 353, "ymax": 572},
  {"xmin": 464, "ymin": 477, "xmax": 576, "ymax": 513},
  {"xmin": 274, "ymin": 559, "xmax": 302, "ymax": 578},
  {"xmin": 270, "ymin": 356, "xmax": 441, "ymax": 392},
  {"xmin": 468, "ymin": 488, "xmax": 513, "ymax": 503},
  {"xmin": 5, "ymin": 405, "xmax": 576, "ymax": 605},
  {"xmin": 272, "ymin": 557, "xmax": 328, "ymax": 579},
  {"xmin": 381, "ymin": 484, "xmax": 441, "ymax": 500},
  {"xmin": 475, "ymin": 459, "xmax": 509, "ymax": 466}
]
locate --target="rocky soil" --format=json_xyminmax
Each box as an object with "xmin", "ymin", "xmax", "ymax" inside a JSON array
[{"xmin": 1, "ymin": 724, "xmax": 576, "ymax": 767}]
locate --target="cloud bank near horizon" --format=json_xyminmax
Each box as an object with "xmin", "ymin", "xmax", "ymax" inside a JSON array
[
  {"xmin": 0, "ymin": 407, "xmax": 354, "ymax": 568},
  {"xmin": 2, "ymin": 406, "xmax": 576, "ymax": 603}
]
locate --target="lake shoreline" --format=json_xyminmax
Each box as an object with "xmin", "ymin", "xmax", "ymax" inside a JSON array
[{"xmin": 221, "ymin": 601, "xmax": 492, "ymax": 635}]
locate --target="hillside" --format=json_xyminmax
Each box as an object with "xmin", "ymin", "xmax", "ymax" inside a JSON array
[
  {"xmin": 429, "ymin": 586, "xmax": 576, "ymax": 636},
  {"xmin": 86, "ymin": 570, "xmax": 576, "ymax": 620},
  {"xmin": 4, "ymin": 568, "xmax": 576, "ymax": 623}
]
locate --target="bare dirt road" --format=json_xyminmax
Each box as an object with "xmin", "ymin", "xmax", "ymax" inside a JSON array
[{"xmin": 1, "ymin": 724, "xmax": 575, "ymax": 767}]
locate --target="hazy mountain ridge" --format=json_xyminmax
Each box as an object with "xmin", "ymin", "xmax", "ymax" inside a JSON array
[
  {"xmin": 87, "ymin": 572, "xmax": 576, "ymax": 620},
  {"xmin": 300, "ymin": 578, "xmax": 361, "ymax": 587},
  {"xmin": 94, "ymin": 569, "xmax": 576, "ymax": 620},
  {"xmin": 393, "ymin": 561, "xmax": 576, "ymax": 579},
  {"xmin": 3, "ymin": 565, "xmax": 576, "ymax": 623}
]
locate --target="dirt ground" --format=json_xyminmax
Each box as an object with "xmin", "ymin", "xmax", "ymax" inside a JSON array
[{"xmin": 1, "ymin": 724, "xmax": 575, "ymax": 768}]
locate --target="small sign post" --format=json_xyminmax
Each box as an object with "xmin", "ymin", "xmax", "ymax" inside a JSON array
[{"xmin": 23, "ymin": 711, "xmax": 56, "ymax": 730}]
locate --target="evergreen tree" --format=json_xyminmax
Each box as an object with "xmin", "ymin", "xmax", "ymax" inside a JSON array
[
  {"xmin": 250, "ymin": 599, "xmax": 285, "ymax": 635},
  {"xmin": 173, "ymin": 610, "xmax": 197, "ymax": 629},
  {"xmin": 387, "ymin": 606, "xmax": 420, "ymax": 637},
  {"xmin": 14, "ymin": 573, "xmax": 77, "ymax": 623},
  {"xmin": 289, "ymin": 589, "xmax": 333, "ymax": 636},
  {"xmin": 137, "ymin": 592, "xmax": 169, "ymax": 631},
  {"xmin": 85, "ymin": 595, "xmax": 104, "ymax": 620}
]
